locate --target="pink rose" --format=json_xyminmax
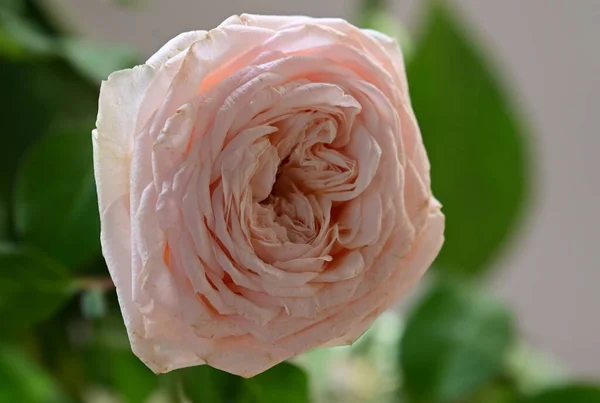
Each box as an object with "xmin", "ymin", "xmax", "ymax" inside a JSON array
[{"xmin": 93, "ymin": 14, "xmax": 444, "ymax": 377}]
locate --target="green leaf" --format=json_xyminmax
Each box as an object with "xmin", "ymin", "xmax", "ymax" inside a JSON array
[
  {"xmin": 0, "ymin": 343, "xmax": 64, "ymax": 403},
  {"xmin": 0, "ymin": 11, "xmax": 55, "ymax": 59},
  {"xmin": 61, "ymin": 38, "xmax": 138, "ymax": 83},
  {"xmin": 179, "ymin": 362, "xmax": 309, "ymax": 403},
  {"xmin": 86, "ymin": 346, "xmax": 158, "ymax": 403},
  {"xmin": 0, "ymin": 197, "xmax": 7, "ymax": 241},
  {"xmin": 400, "ymin": 280, "xmax": 515, "ymax": 403},
  {"xmin": 466, "ymin": 381, "xmax": 522, "ymax": 403},
  {"xmin": 522, "ymin": 384, "xmax": 600, "ymax": 403},
  {"xmin": 0, "ymin": 59, "xmax": 97, "ymax": 241},
  {"xmin": 179, "ymin": 365, "xmax": 243, "ymax": 403},
  {"xmin": 407, "ymin": 2, "xmax": 529, "ymax": 276},
  {"xmin": 0, "ymin": 243, "xmax": 74, "ymax": 333},
  {"xmin": 505, "ymin": 342, "xmax": 566, "ymax": 395},
  {"xmin": 0, "ymin": 0, "xmax": 24, "ymax": 14},
  {"xmin": 79, "ymin": 314, "xmax": 158, "ymax": 403},
  {"xmin": 15, "ymin": 127, "xmax": 101, "ymax": 269},
  {"xmin": 240, "ymin": 362, "xmax": 310, "ymax": 403}
]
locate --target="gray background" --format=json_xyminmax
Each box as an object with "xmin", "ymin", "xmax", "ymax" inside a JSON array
[{"xmin": 48, "ymin": 0, "xmax": 600, "ymax": 377}]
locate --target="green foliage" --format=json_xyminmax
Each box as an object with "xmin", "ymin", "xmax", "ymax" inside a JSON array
[
  {"xmin": 179, "ymin": 362, "xmax": 310, "ymax": 403},
  {"xmin": 465, "ymin": 381, "xmax": 522, "ymax": 403},
  {"xmin": 400, "ymin": 279, "xmax": 516, "ymax": 403},
  {"xmin": 0, "ymin": 243, "xmax": 75, "ymax": 334},
  {"xmin": 240, "ymin": 362, "xmax": 310, "ymax": 403},
  {"xmin": 180, "ymin": 365, "xmax": 243, "ymax": 402},
  {"xmin": 0, "ymin": 343, "xmax": 65, "ymax": 403},
  {"xmin": 407, "ymin": 1, "xmax": 529, "ymax": 276},
  {"xmin": 0, "ymin": 59, "xmax": 97, "ymax": 241},
  {"xmin": 14, "ymin": 128, "xmax": 101, "ymax": 269},
  {"xmin": 85, "ymin": 342, "xmax": 158, "ymax": 403},
  {"xmin": 0, "ymin": 10, "xmax": 54, "ymax": 59},
  {"xmin": 61, "ymin": 38, "xmax": 138, "ymax": 83},
  {"xmin": 0, "ymin": 0, "xmax": 136, "ymax": 75},
  {"xmin": 521, "ymin": 384, "xmax": 600, "ymax": 403},
  {"xmin": 0, "ymin": 0, "xmax": 594, "ymax": 402},
  {"xmin": 0, "ymin": 0, "xmax": 24, "ymax": 14}
]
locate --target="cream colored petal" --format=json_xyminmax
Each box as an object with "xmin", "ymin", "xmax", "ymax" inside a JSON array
[
  {"xmin": 94, "ymin": 65, "xmax": 155, "ymax": 213},
  {"xmin": 146, "ymin": 30, "xmax": 207, "ymax": 69},
  {"xmin": 232, "ymin": 14, "xmax": 315, "ymax": 30}
]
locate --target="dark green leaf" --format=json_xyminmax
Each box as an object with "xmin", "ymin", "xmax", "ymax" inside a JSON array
[
  {"xmin": 400, "ymin": 280, "xmax": 515, "ymax": 403},
  {"xmin": 15, "ymin": 127, "xmax": 101, "ymax": 269},
  {"xmin": 0, "ymin": 59, "xmax": 97, "ymax": 241},
  {"xmin": 61, "ymin": 38, "xmax": 138, "ymax": 83},
  {"xmin": 240, "ymin": 362, "xmax": 310, "ymax": 403},
  {"xmin": 0, "ymin": 343, "xmax": 64, "ymax": 403},
  {"xmin": 0, "ymin": 0, "xmax": 24, "ymax": 14},
  {"xmin": 407, "ymin": 2, "xmax": 529, "ymax": 276},
  {"xmin": 0, "ymin": 10, "xmax": 55, "ymax": 59},
  {"xmin": 522, "ymin": 384, "xmax": 600, "ymax": 403},
  {"xmin": 0, "ymin": 198, "xmax": 7, "ymax": 241},
  {"xmin": 466, "ymin": 381, "xmax": 522, "ymax": 403},
  {"xmin": 82, "ymin": 315, "xmax": 158, "ymax": 403},
  {"xmin": 32, "ymin": 304, "xmax": 90, "ymax": 400},
  {"xmin": 0, "ymin": 243, "xmax": 75, "ymax": 333},
  {"xmin": 179, "ymin": 365, "xmax": 243, "ymax": 403},
  {"xmin": 86, "ymin": 346, "xmax": 158, "ymax": 403}
]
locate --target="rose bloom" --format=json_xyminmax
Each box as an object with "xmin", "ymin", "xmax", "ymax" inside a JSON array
[{"xmin": 93, "ymin": 14, "xmax": 444, "ymax": 377}]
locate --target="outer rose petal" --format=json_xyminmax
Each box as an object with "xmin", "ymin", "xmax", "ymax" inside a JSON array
[
  {"xmin": 94, "ymin": 31, "xmax": 212, "ymax": 372},
  {"xmin": 94, "ymin": 66, "xmax": 154, "ymax": 212}
]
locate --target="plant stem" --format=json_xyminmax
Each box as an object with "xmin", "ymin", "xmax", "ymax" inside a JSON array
[{"xmin": 75, "ymin": 277, "xmax": 115, "ymax": 291}]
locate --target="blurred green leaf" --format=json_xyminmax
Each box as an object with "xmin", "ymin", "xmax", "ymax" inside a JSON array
[
  {"xmin": 506, "ymin": 342, "xmax": 566, "ymax": 395},
  {"xmin": 400, "ymin": 280, "xmax": 515, "ymax": 403},
  {"xmin": 86, "ymin": 345, "xmax": 158, "ymax": 403},
  {"xmin": 32, "ymin": 313, "xmax": 88, "ymax": 400},
  {"xmin": 358, "ymin": 0, "xmax": 386, "ymax": 17},
  {"xmin": 15, "ymin": 127, "xmax": 101, "ymax": 269},
  {"xmin": 0, "ymin": 243, "xmax": 74, "ymax": 334},
  {"xmin": 407, "ymin": 2, "xmax": 529, "ymax": 276},
  {"xmin": 179, "ymin": 362, "xmax": 309, "ymax": 403},
  {"xmin": 180, "ymin": 365, "xmax": 242, "ymax": 403},
  {"xmin": 61, "ymin": 38, "xmax": 138, "ymax": 82},
  {"xmin": 521, "ymin": 384, "xmax": 600, "ymax": 403},
  {"xmin": 0, "ymin": 343, "xmax": 64, "ymax": 403},
  {"xmin": 0, "ymin": 10, "xmax": 55, "ymax": 59},
  {"xmin": 240, "ymin": 362, "xmax": 310, "ymax": 403},
  {"xmin": 0, "ymin": 196, "xmax": 7, "ymax": 241},
  {"xmin": 0, "ymin": 59, "xmax": 97, "ymax": 241},
  {"xmin": 0, "ymin": 0, "xmax": 25, "ymax": 14},
  {"xmin": 77, "ymin": 314, "xmax": 158, "ymax": 403},
  {"xmin": 0, "ymin": 61, "xmax": 53, "ymax": 241},
  {"xmin": 466, "ymin": 381, "xmax": 522, "ymax": 403}
]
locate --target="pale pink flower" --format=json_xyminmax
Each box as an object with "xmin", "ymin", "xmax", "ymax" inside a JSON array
[{"xmin": 93, "ymin": 14, "xmax": 444, "ymax": 377}]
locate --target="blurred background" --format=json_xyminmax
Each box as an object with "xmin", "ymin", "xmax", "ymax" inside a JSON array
[{"xmin": 1, "ymin": 0, "xmax": 598, "ymax": 402}]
